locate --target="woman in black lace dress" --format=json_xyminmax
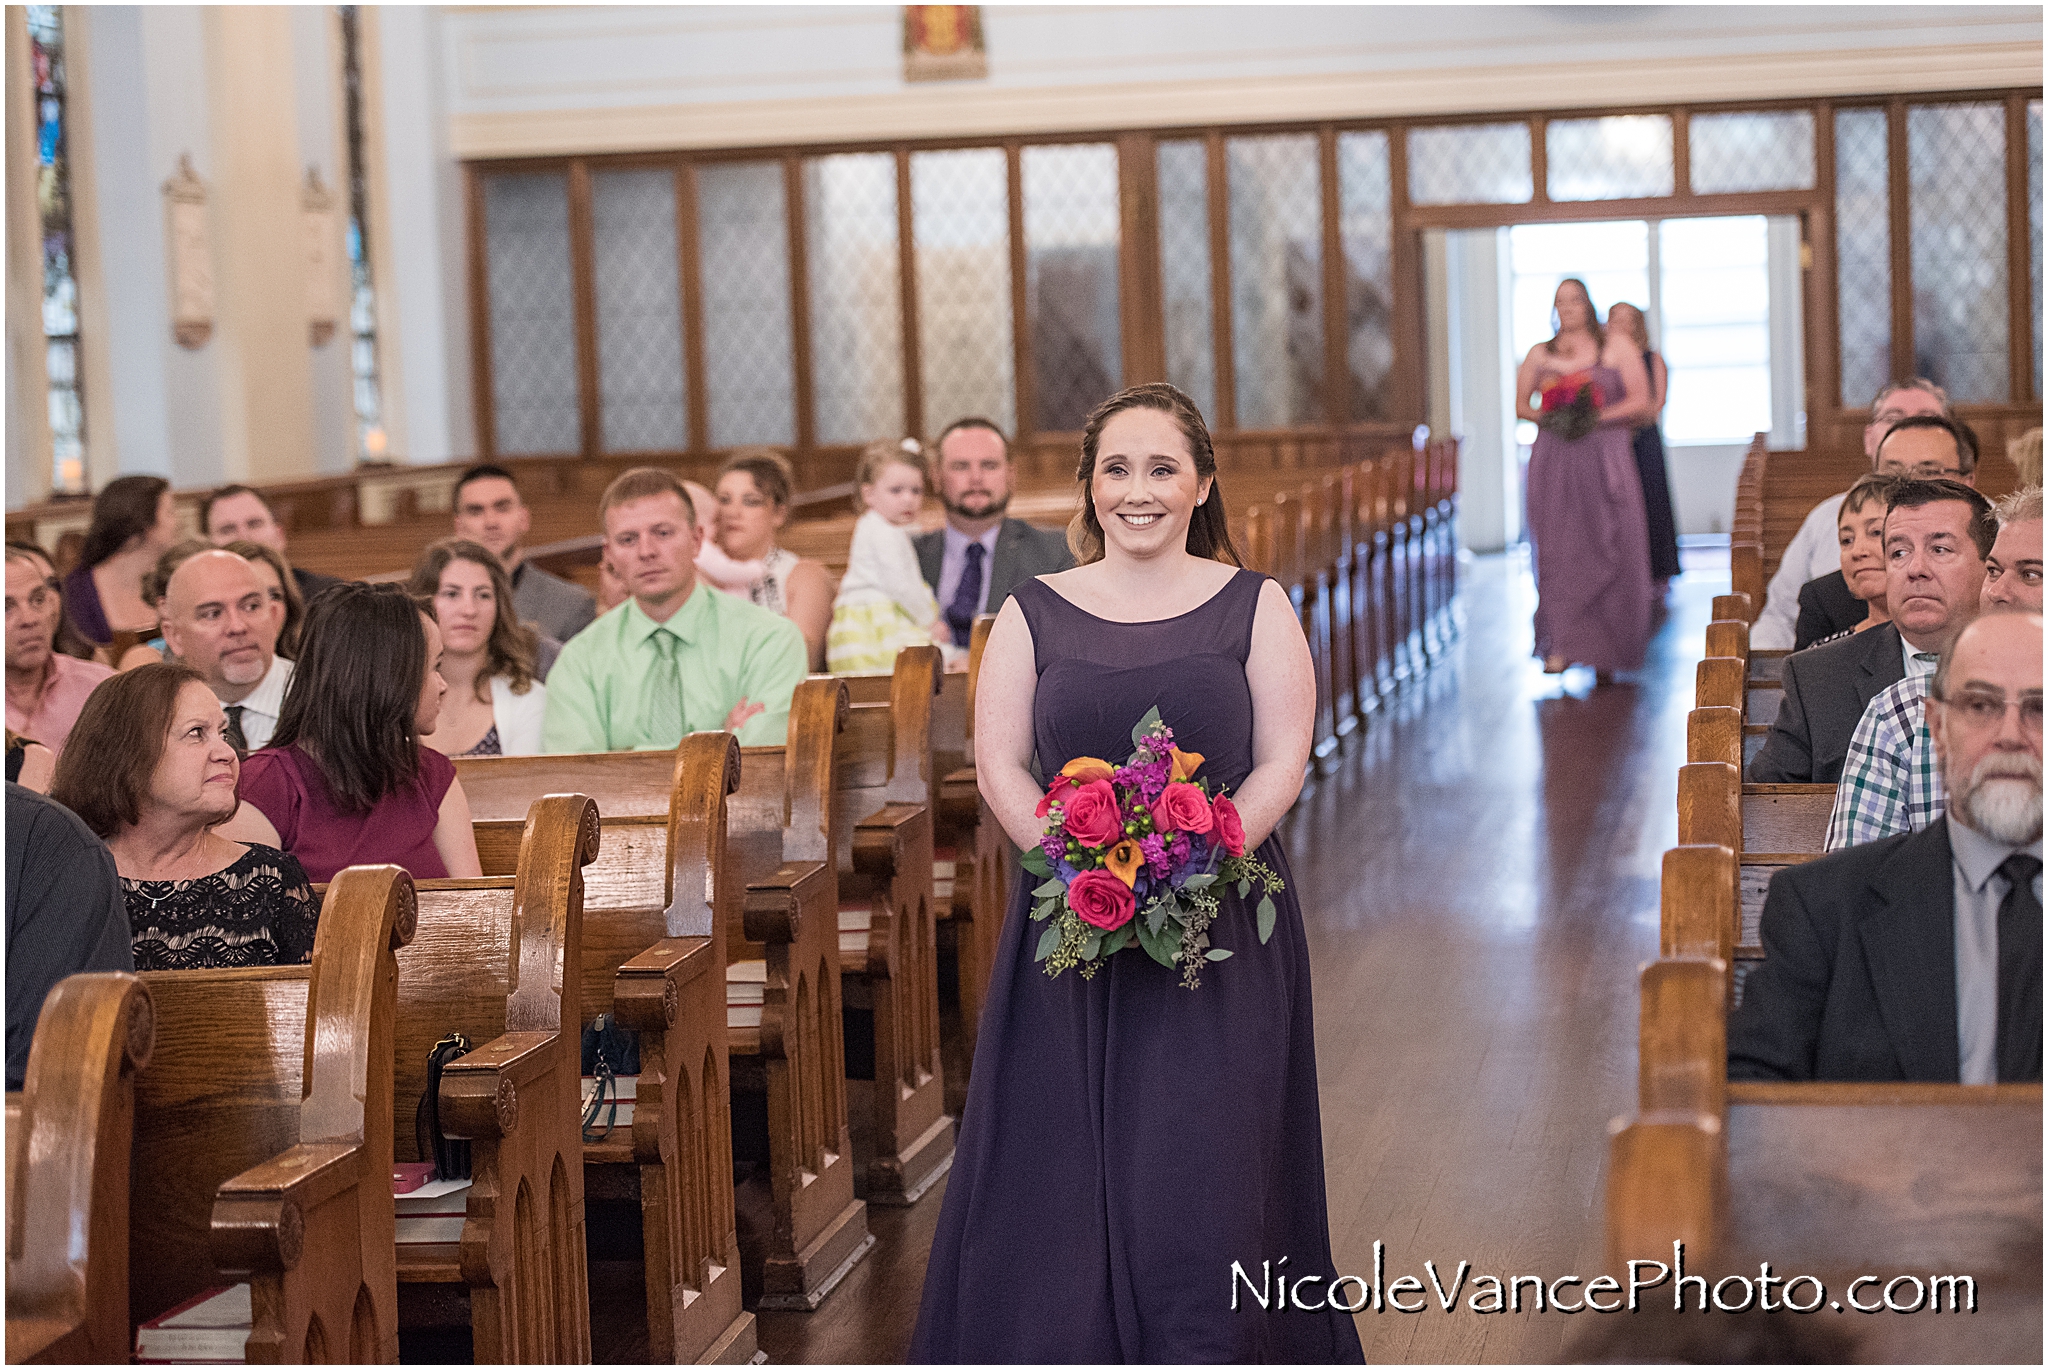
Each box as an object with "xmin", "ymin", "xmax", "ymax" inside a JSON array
[{"xmin": 49, "ymin": 662, "xmax": 317, "ymax": 969}]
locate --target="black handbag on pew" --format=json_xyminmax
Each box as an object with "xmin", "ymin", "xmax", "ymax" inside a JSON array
[
  {"xmin": 415, "ymin": 1031, "xmax": 473, "ymax": 1182},
  {"xmin": 580, "ymin": 1013, "xmax": 639, "ymax": 1143}
]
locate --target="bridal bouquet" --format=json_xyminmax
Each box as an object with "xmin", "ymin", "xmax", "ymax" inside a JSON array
[
  {"xmin": 1538, "ymin": 370, "xmax": 1606, "ymax": 441},
  {"xmin": 1021, "ymin": 707, "xmax": 1283, "ymax": 990}
]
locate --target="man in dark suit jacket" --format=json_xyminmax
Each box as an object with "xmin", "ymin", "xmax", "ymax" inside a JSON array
[
  {"xmin": 1730, "ymin": 610, "xmax": 2042, "ymax": 1083},
  {"xmin": 914, "ymin": 418, "xmax": 1074, "ymax": 648},
  {"xmin": 200, "ymin": 484, "xmax": 344, "ymax": 604},
  {"xmin": 1748, "ymin": 478, "xmax": 1993, "ymax": 783}
]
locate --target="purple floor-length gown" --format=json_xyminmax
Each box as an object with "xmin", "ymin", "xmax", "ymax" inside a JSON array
[
  {"xmin": 1526, "ymin": 364, "xmax": 1655, "ymax": 672},
  {"xmin": 910, "ymin": 569, "xmax": 1363, "ymax": 1365}
]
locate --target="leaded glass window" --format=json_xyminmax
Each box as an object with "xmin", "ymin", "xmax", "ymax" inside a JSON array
[
  {"xmin": 696, "ymin": 161, "xmax": 795, "ymax": 448},
  {"xmin": 1546, "ymin": 115, "xmax": 1673, "ymax": 202},
  {"xmin": 1408, "ymin": 122, "xmax": 1532, "ymax": 207},
  {"xmin": 1907, "ymin": 103, "xmax": 2008, "ymax": 403},
  {"xmin": 27, "ymin": 6, "xmax": 83, "ymax": 491},
  {"xmin": 910, "ymin": 148, "xmax": 1014, "ymax": 438},
  {"xmin": 1688, "ymin": 111, "xmax": 1815, "ymax": 194},
  {"xmin": 1021, "ymin": 143, "xmax": 1121, "ymax": 433},
  {"xmin": 592, "ymin": 168, "xmax": 686, "ymax": 452},
  {"xmin": 805, "ymin": 152, "xmax": 904, "ymax": 445},
  {"xmin": 338, "ymin": 7, "xmax": 384, "ymax": 462},
  {"xmin": 1338, "ymin": 131, "xmax": 1394, "ymax": 422},
  {"xmin": 1155, "ymin": 139, "xmax": 1216, "ymax": 421},
  {"xmin": 1834, "ymin": 109, "xmax": 1891, "ymax": 409},
  {"xmin": 2030, "ymin": 101, "xmax": 2042, "ymax": 397},
  {"xmin": 1227, "ymin": 134, "xmax": 1322, "ymax": 429},
  {"xmin": 482, "ymin": 172, "xmax": 580, "ymax": 455}
]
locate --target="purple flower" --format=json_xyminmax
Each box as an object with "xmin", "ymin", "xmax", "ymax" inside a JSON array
[
  {"xmin": 1168, "ymin": 831, "xmax": 1192, "ymax": 868},
  {"xmin": 1139, "ymin": 834, "xmax": 1169, "ymax": 876},
  {"xmin": 1039, "ymin": 831, "xmax": 1066, "ymax": 863}
]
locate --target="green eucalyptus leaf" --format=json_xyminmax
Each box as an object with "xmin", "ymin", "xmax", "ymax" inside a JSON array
[
  {"xmin": 1236, "ymin": 877, "xmax": 1252, "ymax": 898},
  {"xmin": 1030, "ymin": 900, "xmax": 1054, "ymax": 922},
  {"xmin": 1101, "ymin": 924, "xmax": 1133, "ymax": 955},
  {"xmin": 1033, "ymin": 878, "xmax": 1065, "ymax": 897},
  {"xmin": 1020, "ymin": 846, "xmax": 1052, "ymax": 877},
  {"xmin": 1206, "ymin": 948, "xmax": 1233, "ymax": 961},
  {"xmin": 1130, "ymin": 706, "xmax": 1163, "ymax": 746},
  {"xmin": 1035, "ymin": 924, "xmax": 1060, "ymax": 961},
  {"xmin": 1080, "ymin": 932, "xmax": 1102, "ymax": 962},
  {"xmin": 1182, "ymin": 873, "xmax": 1217, "ymax": 891},
  {"xmin": 1257, "ymin": 895, "xmax": 1277, "ymax": 944},
  {"xmin": 1145, "ymin": 901, "xmax": 1170, "ymax": 936},
  {"xmin": 1136, "ymin": 919, "xmax": 1179, "ymax": 969}
]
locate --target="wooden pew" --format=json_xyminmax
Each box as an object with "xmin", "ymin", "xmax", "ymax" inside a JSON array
[
  {"xmin": 394, "ymin": 795, "xmax": 599, "ymax": 1363},
  {"xmin": 127, "ymin": 865, "xmax": 416, "ymax": 1363},
  {"xmin": 1675, "ymin": 759, "xmax": 1835, "ymax": 993},
  {"xmin": 834, "ymin": 648, "xmax": 954, "ymax": 1204},
  {"xmin": 6, "ymin": 973, "xmax": 153, "ymax": 1364},
  {"xmin": 459, "ymin": 682, "xmax": 872, "ymax": 1310}
]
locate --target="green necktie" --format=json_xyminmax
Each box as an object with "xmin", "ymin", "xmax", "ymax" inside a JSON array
[{"xmin": 644, "ymin": 627, "xmax": 686, "ymax": 748}]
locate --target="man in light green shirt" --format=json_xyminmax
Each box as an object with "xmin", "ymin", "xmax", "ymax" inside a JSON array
[{"xmin": 542, "ymin": 469, "xmax": 808, "ymax": 751}]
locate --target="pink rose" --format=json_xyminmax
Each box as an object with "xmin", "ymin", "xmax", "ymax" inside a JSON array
[
  {"xmin": 1068, "ymin": 869, "xmax": 1135, "ymax": 930},
  {"xmin": 1036, "ymin": 773, "xmax": 1078, "ymax": 818},
  {"xmin": 1149, "ymin": 782, "xmax": 1215, "ymax": 837},
  {"xmin": 1211, "ymin": 794, "xmax": 1246, "ymax": 857},
  {"xmin": 1061, "ymin": 779, "xmax": 1123, "ymax": 849}
]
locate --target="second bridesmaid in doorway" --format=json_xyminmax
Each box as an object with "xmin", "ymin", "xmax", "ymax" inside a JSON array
[{"xmin": 1607, "ymin": 301, "xmax": 1682, "ymax": 583}]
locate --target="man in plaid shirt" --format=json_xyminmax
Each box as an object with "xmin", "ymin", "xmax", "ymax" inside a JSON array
[{"xmin": 1829, "ymin": 486, "xmax": 2042, "ymax": 849}]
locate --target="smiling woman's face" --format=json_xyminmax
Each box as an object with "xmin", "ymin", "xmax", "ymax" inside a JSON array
[{"xmin": 1090, "ymin": 407, "xmax": 1212, "ymax": 560}]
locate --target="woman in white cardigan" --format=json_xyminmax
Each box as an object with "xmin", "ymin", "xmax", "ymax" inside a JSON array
[{"xmin": 407, "ymin": 539, "xmax": 547, "ymax": 757}]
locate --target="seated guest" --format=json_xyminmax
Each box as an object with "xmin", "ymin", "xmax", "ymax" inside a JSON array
[
  {"xmin": 687, "ymin": 475, "xmax": 764, "ymax": 596},
  {"xmin": 117, "ymin": 538, "xmax": 210, "ymax": 671},
  {"xmin": 1731, "ymin": 610, "xmax": 2042, "ymax": 1082},
  {"xmin": 6, "ymin": 730, "xmax": 53, "ymax": 791},
  {"xmin": 914, "ymin": 417, "xmax": 1075, "ymax": 652},
  {"xmin": 201, "ymin": 484, "xmax": 343, "ymax": 604},
  {"xmin": 451, "ymin": 463, "xmax": 597, "ymax": 645},
  {"xmin": 226, "ymin": 538, "xmax": 307, "ymax": 659},
  {"xmin": 544, "ymin": 468, "xmax": 806, "ymax": 750},
  {"xmin": 6, "ymin": 782, "xmax": 132, "ymax": 1089},
  {"xmin": 407, "ymin": 539, "xmax": 548, "ymax": 756},
  {"xmin": 1753, "ymin": 380, "xmax": 1955, "ymax": 649},
  {"xmin": 6, "ymin": 540, "xmax": 96, "ymax": 660},
  {"xmin": 2011, "ymin": 427, "xmax": 2043, "ymax": 488},
  {"xmin": 224, "ymin": 583, "xmax": 479, "ymax": 881},
  {"xmin": 713, "ymin": 448, "xmax": 835, "ymax": 671},
  {"xmin": 5, "ymin": 543, "xmax": 113, "ymax": 756},
  {"xmin": 63, "ymin": 474, "xmax": 179, "ymax": 656},
  {"xmin": 829, "ymin": 439, "xmax": 950, "ymax": 673},
  {"xmin": 158, "ymin": 550, "xmax": 293, "ymax": 753},
  {"xmin": 1793, "ymin": 473, "xmax": 1898, "ymax": 650},
  {"xmin": 49, "ymin": 663, "xmax": 319, "ymax": 972},
  {"xmin": 1749, "ymin": 478, "xmax": 1991, "ymax": 784},
  {"xmin": 1828, "ymin": 487, "xmax": 2041, "ymax": 849}
]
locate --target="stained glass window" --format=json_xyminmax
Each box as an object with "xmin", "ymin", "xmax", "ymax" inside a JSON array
[
  {"xmin": 592, "ymin": 169, "xmax": 687, "ymax": 452},
  {"xmin": 1337, "ymin": 131, "xmax": 1394, "ymax": 422},
  {"xmin": 1155, "ymin": 139, "xmax": 1216, "ymax": 421},
  {"xmin": 27, "ymin": 6, "xmax": 84, "ymax": 491},
  {"xmin": 910, "ymin": 148, "xmax": 1014, "ymax": 438},
  {"xmin": 1021, "ymin": 143, "xmax": 1121, "ymax": 433},
  {"xmin": 337, "ymin": 7, "xmax": 384, "ymax": 462},
  {"xmin": 1408, "ymin": 122, "xmax": 1532, "ymax": 207},
  {"xmin": 1834, "ymin": 109, "xmax": 1891, "ymax": 409},
  {"xmin": 1907, "ymin": 103, "xmax": 2008, "ymax": 403},
  {"xmin": 1688, "ymin": 111, "xmax": 1815, "ymax": 194},
  {"xmin": 1227, "ymin": 134, "xmax": 1322, "ymax": 429},
  {"xmin": 481, "ymin": 172, "xmax": 580, "ymax": 455},
  {"xmin": 805, "ymin": 152, "xmax": 904, "ymax": 445},
  {"xmin": 2030, "ymin": 101, "xmax": 2041, "ymax": 397},
  {"xmin": 1546, "ymin": 115, "xmax": 1673, "ymax": 202}
]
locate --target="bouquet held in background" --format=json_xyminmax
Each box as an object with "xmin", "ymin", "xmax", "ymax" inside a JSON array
[
  {"xmin": 1022, "ymin": 707, "xmax": 1283, "ymax": 990},
  {"xmin": 1538, "ymin": 369, "xmax": 1607, "ymax": 441}
]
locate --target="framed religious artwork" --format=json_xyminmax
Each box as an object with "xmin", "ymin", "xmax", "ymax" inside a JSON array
[{"xmin": 903, "ymin": 5, "xmax": 987, "ymax": 83}]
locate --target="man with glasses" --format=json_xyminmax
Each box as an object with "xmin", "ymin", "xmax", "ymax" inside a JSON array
[
  {"xmin": 1752, "ymin": 379, "xmax": 1959, "ymax": 650},
  {"xmin": 1826, "ymin": 486, "xmax": 2040, "ymax": 848},
  {"xmin": 1730, "ymin": 608, "xmax": 2041, "ymax": 1083}
]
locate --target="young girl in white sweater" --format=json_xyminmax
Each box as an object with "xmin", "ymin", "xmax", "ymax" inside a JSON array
[{"xmin": 827, "ymin": 440, "xmax": 949, "ymax": 674}]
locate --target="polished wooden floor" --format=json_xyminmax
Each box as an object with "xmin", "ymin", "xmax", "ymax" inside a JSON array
[{"xmin": 597, "ymin": 548, "xmax": 1721, "ymax": 1364}]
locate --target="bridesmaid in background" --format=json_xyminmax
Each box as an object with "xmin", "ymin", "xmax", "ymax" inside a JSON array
[
  {"xmin": 1607, "ymin": 302, "xmax": 1682, "ymax": 583},
  {"xmin": 1513, "ymin": 278, "xmax": 1656, "ymax": 683}
]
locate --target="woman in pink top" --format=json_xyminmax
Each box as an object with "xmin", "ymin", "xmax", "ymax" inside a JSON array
[{"xmin": 223, "ymin": 582, "xmax": 482, "ymax": 882}]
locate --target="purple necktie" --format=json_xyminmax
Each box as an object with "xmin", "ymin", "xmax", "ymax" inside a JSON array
[{"xmin": 946, "ymin": 542, "xmax": 986, "ymax": 648}]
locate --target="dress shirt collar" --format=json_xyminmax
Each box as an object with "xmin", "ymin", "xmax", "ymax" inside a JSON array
[
  {"xmin": 623, "ymin": 581, "xmax": 714, "ymax": 648},
  {"xmin": 1902, "ymin": 635, "xmax": 1940, "ymax": 679},
  {"xmin": 943, "ymin": 521, "xmax": 1001, "ymax": 562},
  {"xmin": 237, "ymin": 653, "xmax": 293, "ymax": 720},
  {"xmin": 1948, "ymin": 812, "xmax": 2043, "ymax": 893}
]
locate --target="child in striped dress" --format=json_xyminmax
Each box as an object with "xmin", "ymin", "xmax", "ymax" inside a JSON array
[{"xmin": 826, "ymin": 440, "xmax": 950, "ymax": 674}]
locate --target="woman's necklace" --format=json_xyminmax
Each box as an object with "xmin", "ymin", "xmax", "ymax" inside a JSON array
[{"xmin": 129, "ymin": 878, "xmax": 183, "ymax": 911}]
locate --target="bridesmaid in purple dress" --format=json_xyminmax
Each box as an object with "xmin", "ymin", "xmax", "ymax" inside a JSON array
[
  {"xmin": 910, "ymin": 384, "xmax": 1362, "ymax": 1363},
  {"xmin": 1514, "ymin": 278, "xmax": 1657, "ymax": 682}
]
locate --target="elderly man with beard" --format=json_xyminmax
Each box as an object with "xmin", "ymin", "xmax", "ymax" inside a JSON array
[
  {"xmin": 1731, "ymin": 609, "xmax": 2042, "ymax": 1083},
  {"xmin": 912, "ymin": 418, "xmax": 1074, "ymax": 654}
]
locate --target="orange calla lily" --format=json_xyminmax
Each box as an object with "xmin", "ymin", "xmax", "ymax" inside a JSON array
[
  {"xmin": 1170, "ymin": 747, "xmax": 1204, "ymax": 782},
  {"xmin": 1060, "ymin": 756, "xmax": 1117, "ymax": 784},
  {"xmin": 1103, "ymin": 839, "xmax": 1145, "ymax": 889}
]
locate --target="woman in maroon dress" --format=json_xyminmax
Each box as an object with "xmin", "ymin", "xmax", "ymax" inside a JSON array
[
  {"xmin": 223, "ymin": 581, "xmax": 481, "ymax": 882},
  {"xmin": 911, "ymin": 384, "xmax": 1361, "ymax": 1363},
  {"xmin": 1513, "ymin": 278, "xmax": 1657, "ymax": 683}
]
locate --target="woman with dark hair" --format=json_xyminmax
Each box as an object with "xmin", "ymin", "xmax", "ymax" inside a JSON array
[
  {"xmin": 1606, "ymin": 301, "xmax": 1682, "ymax": 582},
  {"xmin": 49, "ymin": 662, "xmax": 319, "ymax": 970},
  {"xmin": 228, "ymin": 539, "xmax": 306, "ymax": 660},
  {"xmin": 1512, "ymin": 277, "xmax": 1656, "ymax": 683},
  {"xmin": 910, "ymin": 383, "xmax": 1362, "ymax": 1363},
  {"xmin": 221, "ymin": 581, "xmax": 482, "ymax": 882},
  {"xmin": 406, "ymin": 538, "xmax": 547, "ymax": 756},
  {"xmin": 63, "ymin": 474, "xmax": 179, "ymax": 653},
  {"xmin": 714, "ymin": 447, "xmax": 835, "ymax": 671}
]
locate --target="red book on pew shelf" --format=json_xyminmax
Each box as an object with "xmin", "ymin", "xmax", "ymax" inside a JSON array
[
  {"xmin": 134, "ymin": 1283, "xmax": 250, "ymax": 1362},
  {"xmin": 393, "ymin": 1161, "xmax": 435, "ymax": 1194}
]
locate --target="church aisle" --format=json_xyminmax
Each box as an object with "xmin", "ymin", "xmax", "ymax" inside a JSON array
[{"xmin": 750, "ymin": 548, "xmax": 1721, "ymax": 1365}]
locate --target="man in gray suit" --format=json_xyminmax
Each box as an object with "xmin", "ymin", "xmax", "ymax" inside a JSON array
[
  {"xmin": 913, "ymin": 418, "xmax": 1074, "ymax": 652},
  {"xmin": 1749, "ymin": 478, "xmax": 1993, "ymax": 783},
  {"xmin": 452, "ymin": 464, "xmax": 597, "ymax": 646}
]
